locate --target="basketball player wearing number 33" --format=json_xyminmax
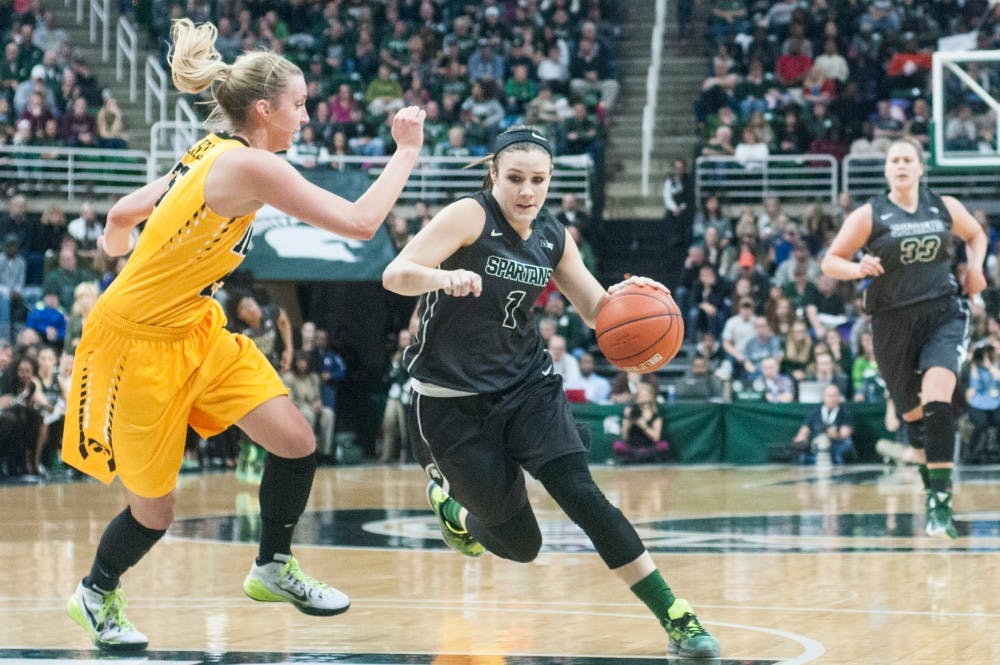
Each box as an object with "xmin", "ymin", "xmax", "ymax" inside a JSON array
[
  {"xmin": 382, "ymin": 126, "xmax": 720, "ymax": 659},
  {"xmin": 822, "ymin": 137, "xmax": 988, "ymax": 539},
  {"xmin": 62, "ymin": 18, "xmax": 425, "ymax": 651}
]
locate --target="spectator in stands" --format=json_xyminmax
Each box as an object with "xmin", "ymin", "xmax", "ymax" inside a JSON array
[
  {"xmin": 731, "ymin": 248, "xmax": 770, "ymax": 300},
  {"xmin": 564, "ymin": 352, "xmax": 611, "ymax": 404},
  {"xmin": 871, "ymin": 99, "xmax": 905, "ymax": 142},
  {"xmin": 42, "ymin": 239, "xmax": 96, "ymax": 315},
  {"xmin": 63, "ymin": 280, "xmax": 98, "ymax": 355},
  {"xmin": 754, "ymin": 355, "xmax": 794, "ymax": 403},
  {"xmin": 504, "ymin": 63, "xmax": 537, "ymax": 116},
  {"xmin": 734, "ymin": 126, "xmax": 769, "ymax": 171},
  {"xmin": 18, "ymin": 89, "xmax": 54, "ymax": 142},
  {"xmin": 700, "ymin": 124, "xmax": 735, "ymax": 163},
  {"xmin": 287, "ymin": 125, "xmax": 330, "ymax": 170},
  {"xmin": 774, "ymin": 106, "xmax": 812, "ymax": 154},
  {"xmin": 2, "ymin": 41, "xmax": 27, "ymax": 93},
  {"xmin": 708, "ymin": 0, "xmax": 750, "ymax": 44},
  {"xmin": 560, "ymin": 101, "xmax": 600, "ymax": 156},
  {"xmin": 775, "ymin": 37, "xmax": 812, "ymax": 87},
  {"xmin": 282, "ymin": 350, "xmax": 335, "ymax": 464},
  {"xmin": 467, "ymin": 37, "xmax": 505, "ymax": 83},
  {"xmin": 544, "ymin": 291, "xmax": 590, "ymax": 356},
  {"xmin": 905, "ymin": 97, "xmax": 932, "ymax": 149},
  {"xmin": 0, "ymin": 232, "xmax": 26, "ymax": 340},
  {"xmin": 0, "ymin": 195, "xmax": 35, "ymax": 258},
  {"xmin": 801, "ymin": 67, "xmax": 836, "ymax": 107},
  {"xmin": 613, "ymin": 382, "xmax": 668, "ymax": 464},
  {"xmin": 697, "ymin": 59, "xmax": 740, "ymax": 124},
  {"xmin": 26, "ymin": 285, "xmax": 66, "ymax": 346},
  {"xmin": 434, "ymin": 124, "xmax": 471, "ymax": 157},
  {"xmin": 60, "ymin": 96, "xmax": 97, "ymax": 147},
  {"xmin": 379, "ymin": 328, "xmax": 411, "ymax": 464},
  {"xmin": 945, "ymin": 103, "xmax": 978, "ymax": 151},
  {"xmin": 809, "ymin": 274, "xmax": 849, "ymax": 337},
  {"xmin": 813, "ymin": 38, "xmax": 849, "ymax": 84},
  {"xmin": 14, "ymin": 64, "xmax": 57, "ymax": 117},
  {"xmin": 806, "ymin": 350, "xmax": 850, "ymax": 397},
  {"xmin": 823, "ymin": 326, "xmax": 854, "ymax": 387},
  {"xmin": 33, "ymin": 10, "xmax": 69, "ymax": 55},
  {"xmin": 791, "ymin": 384, "xmax": 854, "ymax": 464},
  {"xmin": 765, "ymin": 293, "xmax": 794, "ymax": 338},
  {"xmin": 365, "ymin": 63, "xmax": 404, "ymax": 118},
  {"xmin": 461, "ymin": 79, "xmax": 505, "ymax": 149},
  {"xmin": 661, "ymin": 158, "xmax": 694, "ymax": 238},
  {"xmin": 568, "ymin": 37, "xmax": 619, "ymax": 113},
  {"xmin": 536, "ymin": 43, "xmax": 570, "ymax": 94},
  {"xmin": 741, "ymin": 316, "xmax": 783, "ymax": 379},
  {"xmin": 783, "ymin": 263, "xmax": 819, "ymax": 320},
  {"xmin": 687, "ymin": 263, "xmax": 727, "ymax": 343},
  {"xmin": 96, "ymin": 95, "xmax": 128, "ymax": 149},
  {"xmin": 781, "ymin": 317, "xmax": 814, "ymax": 383},
  {"xmin": 831, "ymin": 80, "xmax": 871, "ymax": 143},
  {"xmin": 67, "ymin": 201, "xmax": 102, "ymax": 261},
  {"xmin": 721, "ymin": 297, "xmax": 757, "ymax": 372},
  {"xmin": 774, "ymin": 240, "xmax": 820, "ymax": 286},
  {"xmin": 68, "ymin": 56, "xmax": 102, "ymax": 108},
  {"xmin": 851, "ymin": 329, "xmax": 882, "ymax": 402},
  {"xmin": 547, "ymin": 333, "xmax": 580, "ymax": 384},
  {"xmin": 964, "ymin": 343, "xmax": 1000, "ymax": 463}
]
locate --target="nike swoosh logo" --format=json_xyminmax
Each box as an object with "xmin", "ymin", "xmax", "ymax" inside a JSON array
[
  {"xmin": 880, "ymin": 213, "xmax": 893, "ymax": 220},
  {"xmin": 491, "ymin": 229, "xmax": 503, "ymax": 237},
  {"xmin": 281, "ymin": 584, "xmax": 309, "ymax": 601},
  {"xmin": 542, "ymin": 365, "xmax": 552, "ymax": 376}
]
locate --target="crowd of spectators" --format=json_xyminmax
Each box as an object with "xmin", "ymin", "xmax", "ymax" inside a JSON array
[
  {"xmin": 1, "ymin": 7, "xmax": 128, "ymax": 168},
  {"xmin": 695, "ymin": 0, "xmax": 1000, "ymax": 169},
  {"xmin": 138, "ymin": 0, "xmax": 621, "ymax": 204}
]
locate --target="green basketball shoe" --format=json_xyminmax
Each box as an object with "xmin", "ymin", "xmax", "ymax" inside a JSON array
[
  {"xmin": 67, "ymin": 582, "xmax": 148, "ymax": 651},
  {"xmin": 664, "ymin": 598, "xmax": 720, "ymax": 658},
  {"xmin": 426, "ymin": 481, "xmax": 484, "ymax": 557},
  {"xmin": 925, "ymin": 490, "xmax": 958, "ymax": 539}
]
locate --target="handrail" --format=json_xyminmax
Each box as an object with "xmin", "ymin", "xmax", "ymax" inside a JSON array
[
  {"xmin": 694, "ymin": 154, "xmax": 839, "ymax": 205},
  {"xmin": 88, "ymin": 0, "xmax": 111, "ymax": 61},
  {"xmin": 640, "ymin": 0, "xmax": 667, "ymax": 197},
  {"xmin": 146, "ymin": 121, "xmax": 592, "ymax": 206},
  {"xmin": 0, "ymin": 144, "xmax": 149, "ymax": 199},
  {"xmin": 115, "ymin": 17, "xmax": 138, "ymax": 102},
  {"xmin": 145, "ymin": 56, "xmax": 168, "ymax": 125}
]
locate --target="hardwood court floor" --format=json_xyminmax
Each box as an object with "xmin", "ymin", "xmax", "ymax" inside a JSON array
[{"xmin": 1, "ymin": 463, "xmax": 999, "ymax": 665}]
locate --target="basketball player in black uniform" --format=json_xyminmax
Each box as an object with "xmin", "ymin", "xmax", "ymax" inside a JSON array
[
  {"xmin": 382, "ymin": 127, "xmax": 720, "ymax": 659},
  {"xmin": 822, "ymin": 137, "xmax": 987, "ymax": 538}
]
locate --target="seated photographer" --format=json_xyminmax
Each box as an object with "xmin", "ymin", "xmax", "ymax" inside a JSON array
[
  {"xmin": 791, "ymin": 384, "xmax": 854, "ymax": 465},
  {"xmin": 612, "ymin": 383, "xmax": 669, "ymax": 463}
]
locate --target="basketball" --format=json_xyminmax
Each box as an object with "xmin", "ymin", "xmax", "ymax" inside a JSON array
[{"xmin": 596, "ymin": 283, "xmax": 684, "ymax": 374}]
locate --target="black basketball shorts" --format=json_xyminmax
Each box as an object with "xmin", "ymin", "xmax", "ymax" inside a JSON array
[
  {"xmin": 408, "ymin": 373, "xmax": 587, "ymax": 525},
  {"xmin": 871, "ymin": 296, "xmax": 969, "ymax": 415}
]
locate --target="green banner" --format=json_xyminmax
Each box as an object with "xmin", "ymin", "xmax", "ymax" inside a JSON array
[{"xmin": 240, "ymin": 170, "xmax": 398, "ymax": 281}]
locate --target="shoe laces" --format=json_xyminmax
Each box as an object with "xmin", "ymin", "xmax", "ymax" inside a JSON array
[
  {"xmin": 96, "ymin": 588, "xmax": 136, "ymax": 631},
  {"xmin": 669, "ymin": 610, "xmax": 710, "ymax": 638},
  {"xmin": 280, "ymin": 557, "xmax": 331, "ymax": 598}
]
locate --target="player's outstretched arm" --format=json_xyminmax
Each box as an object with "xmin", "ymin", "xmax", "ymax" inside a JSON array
[{"xmin": 100, "ymin": 172, "xmax": 173, "ymax": 256}]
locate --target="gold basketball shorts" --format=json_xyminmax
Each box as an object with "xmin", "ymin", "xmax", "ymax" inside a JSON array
[{"xmin": 61, "ymin": 299, "xmax": 287, "ymax": 498}]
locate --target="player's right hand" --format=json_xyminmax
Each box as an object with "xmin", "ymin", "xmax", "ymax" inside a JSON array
[
  {"xmin": 440, "ymin": 269, "xmax": 482, "ymax": 297},
  {"xmin": 391, "ymin": 105, "xmax": 426, "ymax": 151},
  {"xmin": 856, "ymin": 253, "xmax": 883, "ymax": 278}
]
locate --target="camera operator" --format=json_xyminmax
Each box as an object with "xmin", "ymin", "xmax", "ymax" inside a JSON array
[{"xmin": 612, "ymin": 383, "xmax": 669, "ymax": 463}]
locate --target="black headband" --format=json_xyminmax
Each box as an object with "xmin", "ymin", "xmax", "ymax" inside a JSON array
[{"xmin": 492, "ymin": 129, "xmax": 552, "ymax": 156}]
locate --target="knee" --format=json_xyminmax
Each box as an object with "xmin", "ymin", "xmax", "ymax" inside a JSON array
[
  {"xmin": 131, "ymin": 495, "xmax": 175, "ymax": 530},
  {"xmin": 506, "ymin": 530, "xmax": 542, "ymax": 563},
  {"xmin": 287, "ymin": 418, "xmax": 317, "ymax": 457}
]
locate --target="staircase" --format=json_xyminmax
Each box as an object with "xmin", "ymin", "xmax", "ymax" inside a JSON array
[
  {"xmin": 48, "ymin": 3, "xmax": 151, "ymax": 153},
  {"xmin": 603, "ymin": 2, "xmax": 709, "ymax": 220}
]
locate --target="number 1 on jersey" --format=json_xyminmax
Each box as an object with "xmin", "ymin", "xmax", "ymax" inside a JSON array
[{"xmin": 503, "ymin": 290, "xmax": 526, "ymax": 329}]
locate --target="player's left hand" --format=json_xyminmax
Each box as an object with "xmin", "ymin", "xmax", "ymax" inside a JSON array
[
  {"xmin": 608, "ymin": 275, "xmax": 670, "ymax": 295},
  {"xmin": 964, "ymin": 267, "xmax": 987, "ymax": 297}
]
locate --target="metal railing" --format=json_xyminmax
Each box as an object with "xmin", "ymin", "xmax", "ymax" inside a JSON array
[
  {"xmin": 0, "ymin": 145, "xmax": 149, "ymax": 199},
  {"xmin": 88, "ymin": 0, "xmax": 111, "ymax": 62},
  {"xmin": 145, "ymin": 56, "xmax": 168, "ymax": 125},
  {"xmin": 147, "ymin": 121, "xmax": 592, "ymax": 205},
  {"xmin": 640, "ymin": 0, "xmax": 667, "ymax": 197},
  {"xmin": 695, "ymin": 154, "xmax": 839, "ymax": 206},
  {"xmin": 842, "ymin": 154, "xmax": 1000, "ymax": 204},
  {"xmin": 115, "ymin": 17, "xmax": 139, "ymax": 102}
]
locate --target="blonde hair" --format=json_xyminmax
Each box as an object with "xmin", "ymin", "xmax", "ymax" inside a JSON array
[
  {"xmin": 169, "ymin": 18, "xmax": 301, "ymax": 131},
  {"xmin": 887, "ymin": 135, "xmax": 925, "ymax": 164},
  {"xmin": 71, "ymin": 281, "xmax": 100, "ymax": 318}
]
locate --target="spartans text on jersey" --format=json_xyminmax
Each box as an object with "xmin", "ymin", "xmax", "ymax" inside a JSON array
[{"xmin": 484, "ymin": 255, "xmax": 552, "ymax": 287}]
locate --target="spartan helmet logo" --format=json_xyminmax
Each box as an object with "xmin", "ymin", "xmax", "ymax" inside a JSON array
[{"xmin": 80, "ymin": 437, "xmax": 116, "ymax": 472}]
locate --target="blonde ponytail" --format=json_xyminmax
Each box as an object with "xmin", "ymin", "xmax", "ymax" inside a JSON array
[{"xmin": 169, "ymin": 18, "xmax": 229, "ymax": 95}]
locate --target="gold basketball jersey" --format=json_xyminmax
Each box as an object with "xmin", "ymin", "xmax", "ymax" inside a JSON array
[{"xmin": 102, "ymin": 133, "xmax": 256, "ymax": 328}]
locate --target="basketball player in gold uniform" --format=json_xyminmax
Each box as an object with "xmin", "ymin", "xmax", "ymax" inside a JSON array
[{"xmin": 64, "ymin": 18, "xmax": 424, "ymax": 650}]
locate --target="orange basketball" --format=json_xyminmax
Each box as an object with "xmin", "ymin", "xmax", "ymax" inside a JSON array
[{"xmin": 596, "ymin": 283, "xmax": 684, "ymax": 374}]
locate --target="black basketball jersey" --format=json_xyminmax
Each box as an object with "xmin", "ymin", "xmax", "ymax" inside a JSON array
[
  {"xmin": 863, "ymin": 187, "xmax": 959, "ymax": 314},
  {"xmin": 404, "ymin": 190, "xmax": 568, "ymax": 393}
]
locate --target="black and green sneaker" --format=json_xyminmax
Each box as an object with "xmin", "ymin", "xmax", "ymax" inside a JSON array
[
  {"xmin": 426, "ymin": 480, "xmax": 485, "ymax": 557},
  {"xmin": 664, "ymin": 598, "xmax": 720, "ymax": 658},
  {"xmin": 925, "ymin": 490, "xmax": 958, "ymax": 539}
]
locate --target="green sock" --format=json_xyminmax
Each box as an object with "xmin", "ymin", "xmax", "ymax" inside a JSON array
[
  {"xmin": 928, "ymin": 467, "xmax": 952, "ymax": 493},
  {"xmin": 919, "ymin": 464, "xmax": 930, "ymax": 490},
  {"xmin": 442, "ymin": 498, "xmax": 464, "ymax": 530},
  {"xmin": 630, "ymin": 570, "xmax": 676, "ymax": 625}
]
